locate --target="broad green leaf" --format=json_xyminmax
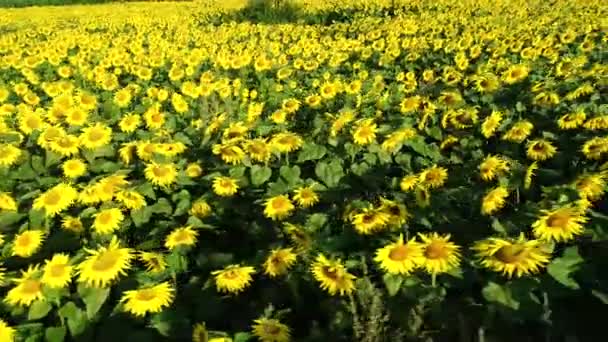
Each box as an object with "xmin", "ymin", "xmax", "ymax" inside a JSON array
[
  {"xmin": 229, "ymin": 166, "xmax": 247, "ymax": 179},
  {"xmin": 383, "ymin": 273, "xmax": 403, "ymax": 297},
  {"xmin": 31, "ymin": 155, "xmax": 45, "ymax": 174},
  {"xmin": 234, "ymin": 332, "xmax": 253, "ymax": 342},
  {"xmin": 45, "ymin": 150, "xmax": 62, "ymax": 168},
  {"xmin": 0, "ymin": 212, "xmax": 26, "ymax": 227},
  {"xmin": 45, "ymin": 327, "xmax": 66, "ymax": 342},
  {"xmin": 28, "ymin": 300, "xmax": 52, "ymax": 320},
  {"xmin": 77, "ymin": 285, "xmax": 110, "ymax": 319},
  {"xmin": 167, "ymin": 252, "xmax": 188, "ymax": 273},
  {"xmin": 250, "ymin": 165, "xmax": 272, "ymax": 186},
  {"xmin": 58, "ymin": 302, "xmax": 87, "ymax": 336},
  {"xmin": 547, "ymin": 246, "xmax": 583, "ymax": 289},
  {"xmin": 29, "ymin": 209, "xmax": 45, "ymax": 228},
  {"xmin": 482, "ymin": 282, "xmax": 519, "ymax": 310},
  {"xmin": 151, "ymin": 198, "xmax": 173, "ymax": 215},
  {"xmin": 131, "ymin": 207, "xmax": 152, "ymax": 227},
  {"xmin": 403, "ymin": 137, "xmax": 442, "ymax": 162},
  {"xmin": 315, "ymin": 159, "xmax": 344, "ymax": 188},
  {"xmin": 306, "ymin": 213, "xmax": 328, "ymax": 232},
  {"xmin": 279, "ymin": 165, "xmax": 301, "ymax": 186},
  {"xmin": 296, "ymin": 142, "xmax": 327, "ymax": 162}
]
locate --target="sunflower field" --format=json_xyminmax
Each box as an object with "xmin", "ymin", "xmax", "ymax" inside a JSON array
[{"xmin": 0, "ymin": 0, "xmax": 607, "ymax": 341}]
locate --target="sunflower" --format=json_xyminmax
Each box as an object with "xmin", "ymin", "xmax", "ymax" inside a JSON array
[
  {"xmin": 18, "ymin": 110, "xmax": 45, "ymax": 134},
  {"xmin": 292, "ymin": 186, "xmax": 319, "ymax": 208},
  {"xmin": 481, "ymin": 186, "xmax": 509, "ymax": 215},
  {"xmin": 311, "ymin": 254, "xmax": 356, "ymax": 296},
  {"xmin": 165, "ymin": 226, "xmax": 198, "ymax": 250},
  {"xmin": 186, "ymin": 163, "xmax": 203, "ymax": 178},
  {"xmin": 352, "ymin": 119, "xmax": 377, "ymax": 145},
  {"xmin": 378, "ymin": 197, "xmax": 410, "ymax": 227},
  {"xmin": 263, "ymin": 248, "xmax": 297, "ymax": 278},
  {"xmin": 61, "ymin": 216, "xmax": 84, "ymax": 233},
  {"xmin": 244, "ymin": 139, "xmax": 273, "ymax": 163},
  {"xmin": 263, "ymin": 195, "xmax": 295, "ymax": 221},
  {"xmin": 139, "ymin": 252, "xmax": 167, "ymax": 273},
  {"xmin": 144, "ymin": 106, "xmax": 165, "ymax": 130},
  {"xmin": 0, "ymin": 319, "xmax": 15, "ymax": 342},
  {"xmin": 222, "ymin": 121, "xmax": 249, "ymax": 141},
  {"xmin": 284, "ymin": 223, "xmax": 312, "ymax": 253},
  {"xmin": 479, "ymin": 155, "xmax": 510, "ymax": 181},
  {"xmin": 80, "ymin": 123, "xmax": 112, "ymax": 149},
  {"xmin": 120, "ymin": 282, "xmax": 174, "ymax": 317},
  {"xmin": 62, "ymin": 159, "xmax": 87, "ymax": 178},
  {"xmin": 5, "ymin": 265, "xmax": 44, "ymax": 307},
  {"xmin": 92, "ymin": 208, "xmax": 124, "ymax": 235},
  {"xmin": 192, "ymin": 323, "xmax": 209, "ymax": 342},
  {"xmin": 400, "ymin": 174, "xmax": 419, "ymax": 192},
  {"xmin": 0, "ymin": 144, "xmax": 22, "ymax": 167},
  {"xmin": 212, "ymin": 142, "xmax": 245, "ymax": 165},
  {"xmin": 557, "ymin": 111, "xmax": 586, "ymax": 130},
  {"xmin": 119, "ymin": 114, "xmax": 141, "ymax": 133},
  {"xmin": 212, "ymin": 176, "xmax": 239, "ymax": 197},
  {"xmin": 144, "ymin": 162, "xmax": 178, "ymax": 187},
  {"xmin": 575, "ymin": 172, "xmax": 607, "ymax": 201},
  {"xmin": 524, "ymin": 162, "xmax": 538, "ymax": 190},
  {"xmin": 374, "ymin": 234, "xmax": 423, "ymax": 275},
  {"xmin": 64, "ymin": 107, "xmax": 88, "ymax": 127},
  {"xmin": 49, "ymin": 134, "xmax": 80, "ymax": 157},
  {"xmin": 270, "ymin": 132, "xmax": 304, "ymax": 153},
  {"xmin": 502, "ymin": 120, "xmax": 534, "ymax": 143},
  {"xmin": 211, "ymin": 265, "xmax": 255, "ymax": 294},
  {"xmin": 32, "ymin": 183, "xmax": 78, "ymax": 217},
  {"xmin": 251, "ymin": 318, "xmax": 291, "ymax": 342},
  {"xmin": 415, "ymin": 186, "xmax": 431, "ymax": 208},
  {"xmin": 41, "ymin": 253, "xmax": 73, "ymax": 288},
  {"xmin": 418, "ymin": 232, "xmax": 461, "ymax": 275},
  {"xmin": 350, "ymin": 207, "xmax": 390, "ymax": 234},
  {"xmin": 581, "ymin": 136, "xmax": 608, "ymax": 160},
  {"xmin": 472, "ymin": 235, "xmax": 551, "ymax": 278},
  {"xmin": 419, "ymin": 165, "xmax": 448, "ymax": 189},
  {"xmin": 0, "ymin": 192, "xmax": 17, "ymax": 211},
  {"xmin": 190, "ymin": 200, "xmax": 212, "ymax": 218},
  {"xmin": 329, "ymin": 110, "xmax": 356, "ymax": 137},
  {"xmin": 502, "ymin": 64, "xmax": 529, "ymax": 84},
  {"xmin": 77, "ymin": 237, "xmax": 134, "ymax": 288},
  {"xmin": 12, "ymin": 230, "xmax": 45, "ymax": 258},
  {"xmin": 532, "ymin": 205, "xmax": 587, "ymax": 242},
  {"xmin": 526, "ymin": 139, "xmax": 557, "ymax": 161},
  {"xmin": 115, "ymin": 190, "xmax": 147, "ymax": 210}
]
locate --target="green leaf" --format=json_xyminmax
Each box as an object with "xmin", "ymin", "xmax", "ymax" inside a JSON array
[
  {"xmin": 28, "ymin": 300, "xmax": 52, "ymax": 320},
  {"xmin": 45, "ymin": 327, "xmax": 67, "ymax": 342},
  {"xmin": 296, "ymin": 142, "xmax": 327, "ymax": 162},
  {"xmin": 250, "ymin": 165, "xmax": 272, "ymax": 186},
  {"xmin": 383, "ymin": 273, "xmax": 403, "ymax": 297},
  {"xmin": 403, "ymin": 137, "xmax": 442, "ymax": 162},
  {"xmin": 482, "ymin": 282, "xmax": 520, "ymax": 310},
  {"xmin": 151, "ymin": 198, "xmax": 173, "ymax": 215},
  {"xmin": 32, "ymin": 155, "xmax": 45, "ymax": 174},
  {"xmin": 547, "ymin": 246, "xmax": 583, "ymax": 289},
  {"xmin": 58, "ymin": 302, "xmax": 87, "ymax": 336},
  {"xmin": 77, "ymin": 285, "xmax": 110, "ymax": 319},
  {"xmin": 29, "ymin": 209, "xmax": 45, "ymax": 228},
  {"xmin": 0, "ymin": 212, "xmax": 26, "ymax": 227},
  {"xmin": 234, "ymin": 332, "xmax": 253, "ymax": 342},
  {"xmin": 591, "ymin": 289, "xmax": 608, "ymax": 304},
  {"xmin": 315, "ymin": 159, "xmax": 344, "ymax": 188},
  {"xmin": 45, "ymin": 150, "xmax": 62, "ymax": 168},
  {"xmin": 279, "ymin": 165, "xmax": 301, "ymax": 186},
  {"xmin": 131, "ymin": 207, "xmax": 152, "ymax": 227},
  {"xmin": 306, "ymin": 213, "xmax": 328, "ymax": 232},
  {"xmin": 229, "ymin": 166, "xmax": 247, "ymax": 179},
  {"xmin": 167, "ymin": 252, "xmax": 188, "ymax": 274}
]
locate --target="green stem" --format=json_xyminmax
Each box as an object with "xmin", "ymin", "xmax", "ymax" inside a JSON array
[{"xmin": 431, "ymin": 273, "xmax": 436, "ymax": 287}]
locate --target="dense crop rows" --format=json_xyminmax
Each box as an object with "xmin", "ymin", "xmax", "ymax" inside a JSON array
[{"xmin": 0, "ymin": 0, "xmax": 607, "ymax": 341}]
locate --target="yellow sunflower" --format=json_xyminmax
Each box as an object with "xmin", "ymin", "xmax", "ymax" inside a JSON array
[
  {"xmin": 581, "ymin": 136, "xmax": 608, "ymax": 160},
  {"xmin": 263, "ymin": 195, "xmax": 295, "ymax": 221},
  {"xmin": 32, "ymin": 183, "xmax": 78, "ymax": 217},
  {"xmin": 186, "ymin": 163, "xmax": 203, "ymax": 178},
  {"xmin": 41, "ymin": 253, "xmax": 73, "ymax": 288},
  {"xmin": 575, "ymin": 172, "xmax": 607, "ymax": 201},
  {"xmin": 251, "ymin": 318, "xmax": 291, "ymax": 342},
  {"xmin": 502, "ymin": 120, "xmax": 534, "ymax": 143},
  {"xmin": 400, "ymin": 174, "xmax": 419, "ymax": 192},
  {"xmin": 115, "ymin": 190, "xmax": 147, "ymax": 210},
  {"xmin": 12, "ymin": 230, "xmax": 45, "ymax": 258},
  {"xmin": 374, "ymin": 234, "xmax": 423, "ymax": 275},
  {"xmin": 524, "ymin": 162, "xmax": 538, "ymax": 190},
  {"xmin": 0, "ymin": 192, "xmax": 17, "ymax": 211},
  {"xmin": 350, "ymin": 207, "xmax": 390, "ymax": 234},
  {"xmin": 144, "ymin": 162, "xmax": 178, "ymax": 187},
  {"xmin": 80, "ymin": 123, "xmax": 112, "ymax": 149},
  {"xmin": 472, "ymin": 235, "xmax": 551, "ymax": 278},
  {"xmin": 479, "ymin": 155, "xmax": 510, "ymax": 181},
  {"xmin": 139, "ymin": 252, "xmax": 167, "ymax": 273},
  {"xmin": 532, "ymin": 205, "xmax": 587, "ymax": 242},
  {"xmin": 481, "ymin": 186, "xmax": 509, "ymax": 215},
  {"xmin": 502, "ymin": 64, "xmax": 529, "ymax": 84},
  {"xmin": 352, "ymin": 119, "xmax": 377, "ymax": 146},
  {"xmin": 526, "ymin": 139, "xmax": 557, "ymax": 161},
  {"xmin": 284, "ymin": 223, "xmax": 312, "ymax": 253},
  {"xmin": 243, "ymin": 138, "xmax": 273, "ymax": 163},
  {"xmin": 211, "ymin": 265, "xmax": 256, "ymax": 294},
  {"xmin": 165, "ymin": 226, "xmax": 198, "ymax": 250},
  {"xmin": 61, "ymin": 216, "xmax": 84, "ymax": 233},
  {"xmin": 419, "ymin": 165, "xmax": 448, "ymax": 189},
  {"xmin": 212, "ymin": 176, "xmax": 239, "ymax": 197},
  {"xmin": 190, "ymin": 200, "xmax": 212, "ymax": 218},
  {"xmin": 0, "ymin": 144, "xmax": 22, "ymax": 168},
  {"xmin": 263, "ymin": 248, "xmax": 297, "ymax": 278},
  {"xmin": 557, "ymin": 111, "xmax": 586, "ymax": 130},
  {"xmin": 481, "ymin": 110, "xmax": 503, "ymax": 138},
  {"xmin": 92, "ymin": 208, "xmax": 124, "ymax": 235},
  {"xmin": 120, "ymin": 281, "xmax": 174, "ymax": 317},
  {"xmin": 62, "ymin": 159, "xmax": 87, "ymax": 179},
  {"xmin": 0, "ymin": 319, "xmax": 15, "ymax": 342},
  {"xmin": 378, "ymin": 197, "xmax": 410, "ymax": 227},
  {"xmin": 119, "ymin": 114, "xmax": 141, "ymax": 133},
  {"xmin": 292, "ymin": 186, "xmax": 319, "ymax": 208},
  {"xmin": 212, "ymin": 142, "xmax": 245, "ymax": 165},
  {"xmin": 311, "ymin": 254, "xmax": 356, "ymax": 296},
  {"xmin": 77, "ymin": 237, "xmax": 134, "ymax": 288},
  {"xmin": 270, "ymin": 132, "xmax": 303, "ymax": 153},
  {"xmin": 49, "ymin": 134, "xmax": 80, "ymax": 157},
  {"xmin": 418, "ymin": 232, "xmax": 461, "ymax": 275},
  {"xmin": 5, "ymin": 265, "xmax": 44, "ymax": 306}
]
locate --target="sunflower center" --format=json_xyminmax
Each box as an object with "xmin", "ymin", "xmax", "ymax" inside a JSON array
[
  {"xmin": 361, "ymin": 214, "xmax": 374, "ymax": 224},
  {"xmin": 271, "ymin": 198, "xmax": 289, "ymax": 210},
  {"xmin": 16, "ymin": 234, "xmax": 32, "ymax": 247},
  {"xmin": 44, "ymin": 191, "xmax": 62, "ymax": 206},
  {"xmin": 26, "ymin": 117, "xmax": 40, "ymax": 128},
  {"xmin": 152, "ymin": 166, "xmax": 169, "ymax": 177},
  {"xmin": 278, "ymin": 136, "xmax": 295, "ymax": 146},
  {"xmin": 532, "ymin": 143, "xmax": 546, "ymax": 152},
  {"xmin": 21, "ymin": 279, "xmax": 41, "ymax": 294},
  {"xmin": 173, "ymin": 230, "xmax": 190, "ymax": 243},
  {"xmin": 97, "ymin": 212, "xmax": 113, "ymax": 225},
  {"xmin": 424, "ymin": 241, "xmax": 448, "ymax": 259},
  {"xmin": 49, "ymin": 264, "xmax": 66, "ymax": 277},
  {"xmin": 388, "ymin": 205, "xmax": 401, "ymax": 216},
  {"xmin": 223, "ymin": 270, "xmax": 238, "ymax": 280},
  {"xmin": 263, "ymin": 324, "xmax": 281, "ymax": 335},
  {"xmin": 389, "ymin": 245, "xmax": 411, "ymax": 261},
  {"xmin": 546, "ymin": 213, "xmax": 570, "ymax": 229},
  {"xmin": 226, "ymin": 131, "xmax": 241, "ymax": 139},
  {"xmin": 88, "ymin": 129, "xmax": 104, "ymax": 142},
  {"xmin": 56, "ymin": 137, "xmax": 74, "ymax": 148},
  {"xmin": 357, "ymin": 126, "xmax": 372, "ymax": 137},
  {"xmin": 321, "ymin": 266, "xmax": 339, "ymax": 280},
  {"xmin": 135, "ymin": 288, "xmax": 157, "ymax": 301},
  {"xmin": 92, "ymin": 251, "xmax": 119, "ymax": 271},
  {"xmin": 143, "ymin": 144, "xmax": 155, "ymax": 154},
  {"xmin": 495, "ymin": 245, "xmax": 527, "ymax": 263}
]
